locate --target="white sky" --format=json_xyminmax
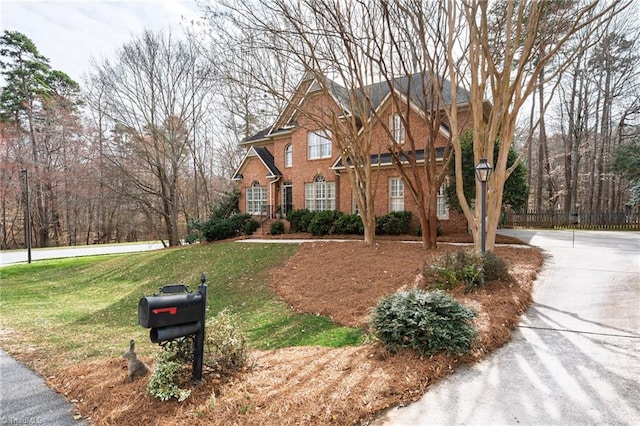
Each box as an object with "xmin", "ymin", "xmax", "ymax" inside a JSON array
[{"xmin": 0, "ymin": 0, "xmax": 202, "ymax": 84}]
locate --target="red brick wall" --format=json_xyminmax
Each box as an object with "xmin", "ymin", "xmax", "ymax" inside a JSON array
[{"xmin": 236, "ymin": 88, "xmax": 472, "ymax": 233}]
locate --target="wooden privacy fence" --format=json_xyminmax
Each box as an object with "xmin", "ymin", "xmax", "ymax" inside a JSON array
[{"xmin": 506, "ymin": 210, "xmax": 640, "ymax": 230}]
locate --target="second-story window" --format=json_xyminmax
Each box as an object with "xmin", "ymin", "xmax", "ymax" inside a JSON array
[
  {"xmin": 285, "ymin": 144, "xmax": 293, "ymax": 167},
  {"xmin": 390, "ymin": 113, "xmax": 405, "ymax": 144},
  {"xmin": 308, "ymin": 130, "xmax": 332, "ymax": 160}
]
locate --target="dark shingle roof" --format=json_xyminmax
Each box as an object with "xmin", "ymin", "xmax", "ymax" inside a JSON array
[
  {"xmin": 333, "ymin": 147, "xmax": 445, "ymax": 169},
  {"xmin": 232, "ymin": 146, "xmax": 282, "ymax": 180},
  {"xmin": 243, "ymin": 72, "xmax": 469, "ymax": 143},
  {"xmin": 253, "ymin": 146, "xmax": 281, "ymax": 177},
  {"xmin": 242, "ymin": 127, "xmax": 292, "ymax": 144},
  {"xmin": 353, "ymin": 73, "xmax": 471, "ymax": 114}
]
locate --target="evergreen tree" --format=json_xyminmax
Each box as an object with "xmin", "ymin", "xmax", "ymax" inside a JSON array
[{"xmin": 446, "ymin": 131, "xmax": 528, "ymax": 212}]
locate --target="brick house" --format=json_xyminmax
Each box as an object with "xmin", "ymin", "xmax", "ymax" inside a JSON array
[{"xmin": 232, "ymin": 72, "xmax": 471, "ymax": 233}]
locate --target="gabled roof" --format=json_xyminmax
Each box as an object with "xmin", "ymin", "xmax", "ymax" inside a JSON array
[
  {"xmin": 332, "ymin": 147, "xmax": 446, "ymax": 170},
  {"xmin": 243, "ymin": 72, "xmax": 471, "ymax": 145},
  {"xmin": 241, "ymin": 126, "xmax": 292, "ymax": 144},
  {"xmin": 232, "ymin": 146, "xmax": 282, "ymax": 180}
]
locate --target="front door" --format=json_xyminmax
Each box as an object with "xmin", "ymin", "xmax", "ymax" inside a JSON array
[{"xmin": 283, "ymin": 184, "xmax": 293, "ymax": 215}]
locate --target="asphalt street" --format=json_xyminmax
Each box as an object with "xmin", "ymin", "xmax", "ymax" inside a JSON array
[
  {"xmin": 1, "ymin": 241, "xmax": 165, "ymax": 424},
  {"xmin": 375, "ymin": 229, "xmax": 640, "ymax": 425},
  {"xmin": 0, "ymin": 349, "xmax": 89, "ymax": 425},
  {"xmin": 0, "ymin": 241, "xmax": 165, "ymax": 266}
]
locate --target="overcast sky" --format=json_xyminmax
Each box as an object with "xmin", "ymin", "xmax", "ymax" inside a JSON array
[{"xmin": 1, "ymin": 0, "xmax": 202, "ymax": 84}]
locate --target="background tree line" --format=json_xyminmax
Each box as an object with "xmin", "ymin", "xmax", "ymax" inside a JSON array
[{"xmin": 1, "ymin": 0, "xmax": 638, "ymax": 250}]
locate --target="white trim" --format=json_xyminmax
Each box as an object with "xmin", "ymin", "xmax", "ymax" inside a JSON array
[
  {"xmin": 284, "ymin": 144, "xmax": 293, "ymax": 167},
  {"xmin": 232, "ymin": 146, "xmax": 279, "ymax": 180},
  {"xmin": 246, "ymin": 182, "xmax": 267, "ymax": 215},
  {"xmin": 307, "ymin": 130, "xmax": 332, "ymax": 160},
  {"xmin": 437, "ymin": 182, "xmax": 449, "ymax": 219},
  {"xmin": 389, "ymin": 177, "xmax": 404, "ymax": 212}
]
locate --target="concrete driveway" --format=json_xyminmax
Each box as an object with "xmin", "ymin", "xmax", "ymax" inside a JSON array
[{"xmin": 375, "ymin": 230, "xmax": 640, "ymax": 425}]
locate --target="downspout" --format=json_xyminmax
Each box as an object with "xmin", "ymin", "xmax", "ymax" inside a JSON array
[{"xmin": 269, "ymin": 176, "xmax": 281, "ymax": 219}]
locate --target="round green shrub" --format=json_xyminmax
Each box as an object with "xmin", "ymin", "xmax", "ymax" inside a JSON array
[
  {"xmin": 376, "ymin": 211, "xmax": 412, "ymax": 235},
  {"xmin": 481, "ymin": 251, "xmax": 511, "ymax": 282},
  {"xmin": 270, "ymin": 220, "xmax": 285, "ymax": 235},
  {"xmin": 243, "ymin": 219, "xmax": 260, "ymax": 235},
  {"xmin": 370, "ymin": 289, "xmax": 477, "ymax": 356},
  {"xmin": 333, "ymin": 213, "xmax": 364, "ymax": 235},
  {"xmin": 201, "ymin": 213, "xmax": 255, "ymax": 241},
  {"xmin": 286, "ymin": 209, "xmax": 316, "ymax": 233},
  {"xmin": 308, "ymin": 210, "xmax": 343, "ymax": 236}
]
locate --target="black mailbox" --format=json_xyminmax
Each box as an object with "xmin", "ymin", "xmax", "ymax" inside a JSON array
[
  {"xmin": 138, "ymin": 291, "xmax": 203, "ymax": 328},
  {"xmin": 138, "ymin": 275, "xmax": 208, "ymax": 381}
]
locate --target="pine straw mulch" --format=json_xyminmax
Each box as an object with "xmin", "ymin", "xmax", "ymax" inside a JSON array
[{"xmin": 47, "ymin": 237, "xmax": 543, "ymax": 426}]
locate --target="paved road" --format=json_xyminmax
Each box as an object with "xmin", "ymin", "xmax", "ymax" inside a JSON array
[
  {"xmin": 1, "ymin": 241, "xmax": 165, "ymax": 423},
  {"xmin": 375, "ymin": 229, "xmax": 640, "ymax": 425},
  {"xmin": 0, "ymin": 349, "xmax": 89, "ymax": 425},
  {"xmin": 0, "ymin": 241, "xmax": 165, "ymax": 266}
]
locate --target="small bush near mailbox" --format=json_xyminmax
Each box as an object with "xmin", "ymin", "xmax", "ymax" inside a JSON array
[
  {"xmin": 205, "ymin": 309, "xmax": 248, "ymax": 375},
  {"xmin": 370, "ymin": 289, "xmax": 477, "ymax": 356},
  {"xmin": 147, "ymin": 339, "xmax": 193, "ymax": 402},
  {"xmin": 147, "ymin": 310, "xmax": 249, "ymax": 402}
]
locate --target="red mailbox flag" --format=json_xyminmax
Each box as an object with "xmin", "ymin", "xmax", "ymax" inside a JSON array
[{"xmin": 152, "ymin": 307, "xmax": 177, "ymax": 315}]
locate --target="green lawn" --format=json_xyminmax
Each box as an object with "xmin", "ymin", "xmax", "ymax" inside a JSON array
[{"xmin": 0, "ymin": 242, "xmax": 363, "ymax": 363}]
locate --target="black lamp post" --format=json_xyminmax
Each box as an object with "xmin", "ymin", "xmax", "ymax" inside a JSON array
[
  {"xmin": 21, "ymin": 169, "xmax": 32, "ymax": 263},
  {"xmin": 475, "ymin": 158, "xmax": 492, "ymax": 253}
]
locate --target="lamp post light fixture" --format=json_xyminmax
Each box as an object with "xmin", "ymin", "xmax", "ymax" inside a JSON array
[
  {"xmin": 21, "ymin": 169, "xmax": 32, "ymax": 263},
  {"xmin": 475, "ymin": 158, "xmax": 493, "ymax": 253}
]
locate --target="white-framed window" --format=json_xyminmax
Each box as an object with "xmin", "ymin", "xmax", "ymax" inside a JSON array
[
  {"xmin": 305, "ymin": 175, "xmax": 336, "ymax": 211},
  {"xmin": 389, "ymin": 177, "xmax": 404, "ymax": 212},
  {"xmin": 390, "ymin": 113, "xmax": 405, "ymax": 144},
  {"xmin": 437, "ymin": 182, "xmax": 449, "ymax": 219},
  {"xmin": 307, "ymin": 130, "xmax": 332, "ymax": 160},
  {"xmin": 284, "ymin": 144, "xmax": 293, "ymax": 167},
  {"xmin": 246, "ymin": 181, "xmax": 267, "ymax": 215}
]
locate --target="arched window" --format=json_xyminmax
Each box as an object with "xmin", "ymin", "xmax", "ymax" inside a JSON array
[
  {"xmin": 284, "ymin": 144, "xmax": 293, "ymax": 167},
  {"xmin": 304, "ymin": 175, "xmax": 335, "ymax": 211},
  {"xmin": 246, "ymin": 181, "xmax": 267, "ymax": 215}
]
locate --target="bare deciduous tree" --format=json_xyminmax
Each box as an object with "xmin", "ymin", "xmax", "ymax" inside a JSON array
[
  {"xmin": 87, "ymin": 30, "xmax": 215, "ymax": 246},
  {"xmin": 204, "ymin": 0, "xmax": 464, "ymax": 247},
  {"xmin": 441, "ymin": 0, "xmax": 631, "ymax": 250}
]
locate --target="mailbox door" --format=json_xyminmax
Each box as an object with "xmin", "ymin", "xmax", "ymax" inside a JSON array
[{"xmin": 138, "ymin": 292, "xmax": 203, "ymax": 328}]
